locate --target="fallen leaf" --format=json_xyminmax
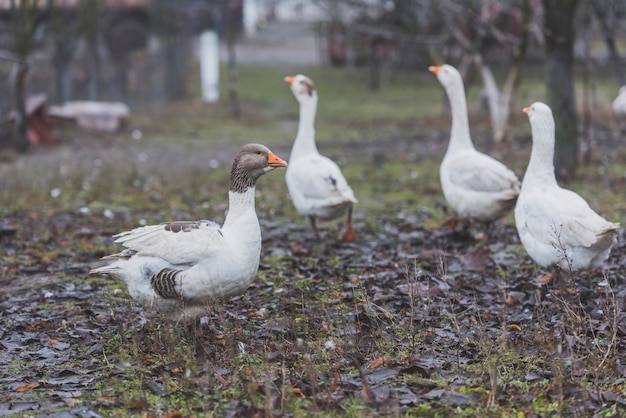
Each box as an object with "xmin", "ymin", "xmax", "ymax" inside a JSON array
[
  {"xmin": 16, "ymin": 383, "xmax": 40, "ymax": 392},
  {"xmin": 162, "ymin": 412, "xmax": 185, "ymax": 418},
  {"xmin": 536, "ymin": 273, "xmax": 554, "ymax": 283},
  {"xmin": 370, "ymin": 356, "xmax": 387, "ymax": 369}
]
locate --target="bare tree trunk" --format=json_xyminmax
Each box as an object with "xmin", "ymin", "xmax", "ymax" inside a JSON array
[
  {"xmin": 368, "ymin": 36, "xmax": 381, "ymax": 91},
  {"xmin": 225, "ymin": 0, "xmax": 240, "ymax": 118},
  {"xmin": 13, "ymin": 64, "xmax": 29, "ymax": 152},
  {"xmin": 581, "ymin": 38, "xmax": 592, "ymax": 164},
  {"xmin": 543, "ymin": 0, "xmax": 579, "ymax": 181},
  {"xmin": 474, "ymin": 57, "xmax": 504, "ymax": 141},
  {"xmin": 591, "ymin": 2, "xmax": 625, "ymax": 86},
  {"xmin": 10, "ymin": 0, "xmax": 39, "ymax": 152},
  {"xmin": 495, "ymin": 0, "xmax": 531, "ymax": 143},
  {"xmin": 49, "ymin": 1, "xmax": 76, "ymax": 103},
  {"xmin": 81, "ymin": 0, "xmax": 101, "ymax": 100}
]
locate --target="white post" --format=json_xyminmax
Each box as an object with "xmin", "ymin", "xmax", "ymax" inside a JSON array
[
  {"xmin": 199, "ymin": 30, "xmax": 220, "ymax": 103},
  {"xmin": 243, "ymin": 0, "xmax": 258, "ymax": 37}
]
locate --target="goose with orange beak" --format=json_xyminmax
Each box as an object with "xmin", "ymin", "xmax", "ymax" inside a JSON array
[
  {"xmin": 283, "ymin": 74, "xmax": 357, "ymax": 242},
  {"xmin": 90, "ymin": 143, "xmax": 287, "ymax": 321},
  {"xmin": 428, "ymin": 64, "xmax": 520, "ymax": 232},
  {"xmin": 515, "ymin": 102, "xmax": 619, "ymax": 276}
]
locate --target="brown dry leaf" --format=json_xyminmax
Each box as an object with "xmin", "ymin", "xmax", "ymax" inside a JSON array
[
  {"xmin": 16, "ymin": 382, "xmax": 40, "ymax": 392},
  {"xmin": 48, "ymin": 338, "xmax": 60, "ymax": 344},
  {"xmin": 292, "ymin": 387, "xmax": 305, "ymax": 398},
  {"xmin": 507, "ymin": 291, "xmax": 526, "ymax": 306},
  {"xmin": 536, "ymin": 273, "xmax": 554, "ymax": 283},
  {"xmin": 508, "ymin": 324, "xmax": 522, "ymax": 332},
  {"xmin": 370, "ymin": 356, "xmax": 387, "ymax": 369},
  {"xmin": 27, "ymin": 321, "xmax": 54, "ymax": 331},
  {"xmin": 552, "ymin": 287, "xmax": 581, "ymax": 295},
  {"xmin": 162, "ymin": 413, "xmax": 185, "ymax": 418}
]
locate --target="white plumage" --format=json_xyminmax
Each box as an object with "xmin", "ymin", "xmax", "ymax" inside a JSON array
[
  {"xmin": 515, "ymin": 102, "xmax": 620, "ymax": 271},
  {"xmin": 612, "ymin": 85, "xmax": 626, "ymax": 115},
  {"xmin": 429, "ymin": 64, "xmax": 520, "ymax": 224},
  {"xmin": 90, "ymin": 144, "xmax": 287, "ymax": 321},
  {"xmin": 284, "ymin": 74, "xmax": 357, "ymax": 241}
]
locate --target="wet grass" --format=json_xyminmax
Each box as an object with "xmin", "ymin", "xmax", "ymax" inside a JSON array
[{"xmin": 1, "ymin": 63, "xmax": 625, "ymax": 417}]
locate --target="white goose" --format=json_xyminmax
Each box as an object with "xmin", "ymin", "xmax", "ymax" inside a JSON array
[
  {"xmin": 284, "ymin": 74, "xmax": 357, "ymax": 241},
  {"xmin": 90, "ymin": 144, "xmax": 287, "ymax": 321},
  {"xmin": 429, "ymin": 64, "xmax": 520, "ymax": 224},
  {"xmin": 612, "ymin": 85, "xmax": 626, "ymax": 116},
  {"xmin": 516, "ymin": 102, "xmax": 620, "ymax": 272}
]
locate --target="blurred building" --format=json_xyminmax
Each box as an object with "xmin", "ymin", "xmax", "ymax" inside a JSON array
[{"xmin": 0, "ymin": 0, "xmax": 242, "ymax": 112}]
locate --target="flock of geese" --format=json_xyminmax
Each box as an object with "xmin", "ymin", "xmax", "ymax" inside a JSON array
[{"xmin": 90, "ymin": 64, "xmax": 621, "ymax": 321}]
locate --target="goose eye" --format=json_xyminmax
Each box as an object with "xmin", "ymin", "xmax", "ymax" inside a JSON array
[{"xmin": 256, "ymin": 151, "xmax": 263, "ymax": 155}]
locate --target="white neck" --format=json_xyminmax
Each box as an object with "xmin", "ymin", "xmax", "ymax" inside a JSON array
[
  {"xmin": 290, "ymin": 96, "xmax": 319, "ymax": 160},
  {"xmin": 445, "ymin": 82, "xmax": 475, "ymax": 153},
  {"xmin": 524, "ymin": 118, "xmax": 558, "ymax": 187},
  {"xmin": 223, "ymin": 187, "xmax": 259, "ymax": 230}
]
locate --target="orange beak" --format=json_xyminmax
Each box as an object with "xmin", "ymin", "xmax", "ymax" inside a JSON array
[
  {"xmin": 268, "ymin": 151, "xmax": 288, "ymax": 168},
  {"xmin": 284, "ymin": 76, "xmax": 295, "ymax": 85},
  {"xmin": 522, "ymin": 106, "xmax": 531, "ymax": 115},
  {"xmin": 428, "ymin": 65, "xmax": 442, "ymax": 75}
]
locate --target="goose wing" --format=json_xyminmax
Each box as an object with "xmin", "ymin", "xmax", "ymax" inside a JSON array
[
  {"xmin": 112, "ymin": 220, "xmax": 225, "ymax": 265},
  {"xmin": 448, "ymin": 152, "xmax": 519, "ymax": 196}
]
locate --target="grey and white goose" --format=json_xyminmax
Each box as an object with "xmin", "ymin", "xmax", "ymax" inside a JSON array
[{"xmin": 90, "ymin": 143, "xmax": 287, "ymax": 321}]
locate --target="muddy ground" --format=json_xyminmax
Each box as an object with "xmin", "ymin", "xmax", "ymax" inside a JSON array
[{"xmin": 1, "ymin": 124, "xmax": 625, "ymax": 417}]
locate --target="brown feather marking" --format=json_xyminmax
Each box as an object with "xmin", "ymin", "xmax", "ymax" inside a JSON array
[
  {"xmin": 151, "ymin": 268, "xmax": 182, "ymax": 299},
  {"xmin": 302, "ymin": 78, "xmax": 315, "ymax": 97},
  {"xmin": 163, "ymin": 221, "xmax": 201, "ymax": 233}
]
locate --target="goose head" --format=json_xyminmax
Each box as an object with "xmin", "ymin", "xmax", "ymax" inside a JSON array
[
  {"xmin": 428, "ymin": 64, "xmax": 464, "ymax": 94},
  {"xmin": 230, "ymin": 144, "xmax": 287, "ymax": 193},
  {"xmin": 284, "ymin": 74, "xmax": 318, "ymax": 103},
  {"xmin": 523, "ymin": 102, "xmax": 555, "ymax": 148}
]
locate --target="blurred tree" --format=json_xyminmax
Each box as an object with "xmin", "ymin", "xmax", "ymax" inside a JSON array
[
  {"xmin": 10, "ymin": 0, "xmax": 41, "ymax": 152},
  {"xmin": 48, "ymin": 0, "xmax": 79, "ymax": 103},
  {"xmin": 589, "ymin": 0, "xmax": 626, "ymax": 86},
  {"xmin": 223, "ymin": 0, "xmax": 240, "ymax": 118},
  {"xmin": 78, "ymin": 0, "xmax": 102, "ymax": 100},
  {"xmin": 314, "ymin": 0, "xmax": 538, "ymax": 142},
  {"xmin": 436, "ymin": 0, "xmax": 537, "ymax": 144},
  {"xmin": 542, "ymin": 0, "xmax": 579, "ymax": 180}
]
